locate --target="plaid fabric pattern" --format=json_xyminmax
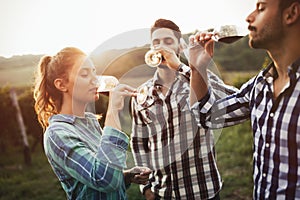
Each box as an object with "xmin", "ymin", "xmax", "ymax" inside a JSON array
[
  {"xmin": 131, "ymin": 65, "xmax": 237, "ymax": 199},
  {"xmin": 192, "ymin": 60, "xmax": 300, "ymax": 199},
  {"xmin": 44, "ymin": 113, "xmax": 129, "ymax": 200}
]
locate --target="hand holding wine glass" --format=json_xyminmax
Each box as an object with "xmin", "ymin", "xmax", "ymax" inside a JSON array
[
  {"xmin": 182, "ymin": 24, "xmax": 248, "ymax": 70},
  {"xmin": 96, "ymin": 75, "xmax": 119, "ymax": 94},
  {"xmin": 96, "ymin": 75, "xmax": 150, "ymax": 106},
  {"xmin": 187, "ymin": 33, "xmax": 215, "ymax": 73},
  {"xmin": 186, "ymin": 25, "xmax": 248, "ymax": 106},
  {"xmin": 100, "ymin": 75, "xmax": 137, "ymax": 130},
  {"xmin": 144, "ymin": 44, "xmax": 181, "ymax": 69},
  {"xmin": 96, "ymin": 75, "xmax": 136, "ymax": 110}
]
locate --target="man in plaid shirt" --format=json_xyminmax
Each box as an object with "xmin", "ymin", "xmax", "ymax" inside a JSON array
[
  {"xmin": 131, "ymin": 19, "xmax": 237, "ymax": 199},
  {"xmin": 187, "ymin": 0, "xmax": 300, "ymax": 199}
]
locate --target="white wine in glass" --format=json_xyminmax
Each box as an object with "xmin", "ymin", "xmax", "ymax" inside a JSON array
[
  {"xmin": 96, "ymin": 75, "xmax": 149, "ymax": 104},
  {"xmin": 144, "ymin": 48, "xmax": 163, "ymax": 68},
  {"xmin": 96, "ymin": 75, "xmax": 119, "ymax": 94},
  {"xmin": 136, "ymin": 85, "xmax": 148, "ymax": 105}
]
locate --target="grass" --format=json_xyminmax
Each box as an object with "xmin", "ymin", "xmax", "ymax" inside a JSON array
[
  {"xmin": 216, "ymin": 121, "xmax": 253, "ymax": 199},
  {"xmin": 0, "ymin": 122, "xmax": 253, "ymax": 200},
  {"xmin": 0, "ymin": 147, "xmax": 66, "ymax": 200}
]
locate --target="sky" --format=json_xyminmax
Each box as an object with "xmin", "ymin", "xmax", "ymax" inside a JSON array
[{"xmin": 0, "ymin": 0, "xmax": 256, "ymax": 58}]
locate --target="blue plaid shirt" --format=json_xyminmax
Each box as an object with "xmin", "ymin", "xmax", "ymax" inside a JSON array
[
  {"xmin": 191, "ymin": 59, "xmax": 300, "ymax": 199},
  {"xmin": 44, "ymin": 113, "xmax": 129, "ymax": 200}
]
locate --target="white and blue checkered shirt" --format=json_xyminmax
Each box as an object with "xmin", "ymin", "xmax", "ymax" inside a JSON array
[
  {"xmin": 131, "ymin": 64, "xmax": 237, "ymax": 199},
  {"xmin": 192, "ymin": 59, "xmax": 300, "ymax": 199}
]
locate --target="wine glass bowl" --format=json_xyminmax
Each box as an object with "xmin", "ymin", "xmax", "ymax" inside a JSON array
[
  {"xmin": 180, "ymin": 25, "xmax": 248, "ymax": 63},
  {"xmin": 96, "ymin": 75, "xmax": 119, "ymax": 93},
  {"xmin": 96, "ymin": 75, "xmax": 149, "ymax": 104},
  {"xmin": 211, "ymin": 25, "xmax": 248, "ymax": 44},
  {"xmin": 136, "ymin": 85, "xmax": 148, "ymax": 104},
  {"xmin": 144, "ymin": 49, "xmax": 162, "ymax": 67}
]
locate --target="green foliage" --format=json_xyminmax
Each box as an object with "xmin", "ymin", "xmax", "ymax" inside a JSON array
[
  {"xmin": 18, "ymin": 88, "xmax": 44, "ymax": 151},
  {"xmin": 214, "ymin": 37, "xmax": 268, "ymax": 71},
  {"xmin": 126, "ymin": 184, "xmax": 145, "ymax": 200},
  {"xmin": 216, "ymin": 122, "xmax": 253, "ymax": 199},
  {"xmin": 0, "ymin": 86, "xmax": 22, "ymax": 152},
  {"xmin": 0, "ymin": 145, "xmax": 66, "ymax": 200},
  {"xmin": 0, "ymin": 86, "xmax": 44, "ymax": 154},
  {"xmin": 232, "ymin": 75, "xmax": 252, "ymax": 89}
]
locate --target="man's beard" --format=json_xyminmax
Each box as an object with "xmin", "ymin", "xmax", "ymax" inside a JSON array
[{"xmin": 249, "ymin": 19, "xmax": 283, "ymax": 50}]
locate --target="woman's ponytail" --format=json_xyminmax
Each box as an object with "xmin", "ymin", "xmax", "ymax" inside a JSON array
[{"xmin": 33, "ymin": 55, "xmax": 56, "ymax": 130}]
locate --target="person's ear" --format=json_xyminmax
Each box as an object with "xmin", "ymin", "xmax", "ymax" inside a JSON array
[
  {"xmin": 285, "ymin": 2, "xmax": 300, "ymax": 25},
  {"xmin": 54, "ymin": 78, "xmax": 68, "ymax": 92}
]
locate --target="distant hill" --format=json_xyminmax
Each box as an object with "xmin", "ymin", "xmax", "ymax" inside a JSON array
[
  {"xmin": 90, "ymin": 45, "xmax": 155, "ymax": 79},
  {"xmin": 0, "ymin": 36, "xmax": 268, "ymax": 87},
  {"xmin": 0, "ymin": 55, "xmax": 43, "ymax": 87},
  {"xmin": 0, "ymin": 54, "xmax": 42, "ymax": 70}
]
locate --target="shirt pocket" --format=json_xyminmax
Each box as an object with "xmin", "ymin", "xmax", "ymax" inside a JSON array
[
  {"xmin": 140, "ymin": 101, "xmax": 164, "ymax": 123},
  {"xmin": 138, "ymin": 103, "xmax": 169, "ymax": 130},
  {"xmin": 139, "ymin": 109, "xmax": 153, "ymax": 124}
]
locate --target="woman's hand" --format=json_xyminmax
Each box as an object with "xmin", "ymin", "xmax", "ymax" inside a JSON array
[
  {"xmin": 124, "ymin": 166, "xmax": 152, "ymax": 185},
  {"xmin": 105, "ymin": 84, "xmax": 136, "ymax": 130},
  {"xmin": 109, "ymin": 84, "xmax": 136, "ymax": 111}
]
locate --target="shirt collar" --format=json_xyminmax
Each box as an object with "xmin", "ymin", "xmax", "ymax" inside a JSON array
[
  {"xmin": 152, "ymin": 66, "xmax": 186, "ymax": 86},
  {"xmin": 262, "ymin": 57, "xmax": 300, "ymax": 83},
  {"xmin": 49, "ymin": 112, "xmax": 96, "ymax": 124},
  {"xmin": 291, "ymin": 57, "xmax": 300, "ymax": 78}
]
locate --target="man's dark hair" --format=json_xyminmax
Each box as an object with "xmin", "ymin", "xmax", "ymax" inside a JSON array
[
  {"xmin": 150, "ymin": 18, "xmax": 182, "ymax": 42},
  {"xmin": 279, "ymin": 0, "xmax": 300, "ymax": 10}
]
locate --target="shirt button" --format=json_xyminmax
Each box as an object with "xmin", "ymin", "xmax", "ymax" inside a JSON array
[
  {"xmin": 265, "ymin": 143, "xmax": 270, "ymax": 148},
  {"xmin": 270, "ymin": 113, "xmax": 274, "ymax": 118},
  {"xmin": 263, "ymin": 173, "xmax": 266, "ymax": 178}
]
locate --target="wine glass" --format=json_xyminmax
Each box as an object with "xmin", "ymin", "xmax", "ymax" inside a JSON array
[
  {"xmin": 144, "ymin": 48, "xmax": 162, "ymax": 68},
  {"xmin": 207, "ymin": 25, "xmax": 248, "ymax": 44},
  {"xmin": 96, "ymin": 75, "xmax": 119, "ymax": 93},
  {"xmin": 96, "ymin": 75, "xmax": 149, "ymax": 104},
  {"xmin": 136, "ymin": 85, "xmax": 148, "ymax": 104},
  {"xmin": 181, "ymin": 25, "xmax": 248, "ymax": 61}
]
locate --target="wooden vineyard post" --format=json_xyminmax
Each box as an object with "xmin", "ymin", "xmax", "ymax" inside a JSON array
[{"xmin": 9, "ymin": 88, "xmax": 31, "ymax": 166}]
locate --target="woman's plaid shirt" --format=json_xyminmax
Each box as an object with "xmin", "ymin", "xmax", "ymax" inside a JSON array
[{"xmin": 44, "ymin": 113, "xmax": 129, "ymax": 200}]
